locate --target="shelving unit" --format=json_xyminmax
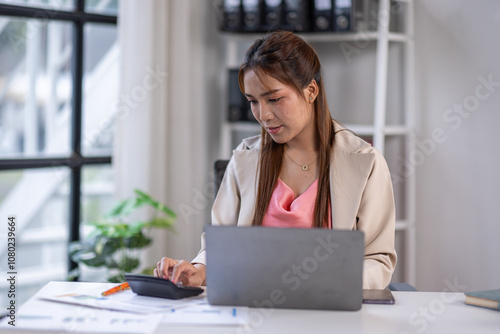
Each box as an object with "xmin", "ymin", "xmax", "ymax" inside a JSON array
[{"xmin": 218, "ymin": 0, "xmax": 416, "ymax": 286}]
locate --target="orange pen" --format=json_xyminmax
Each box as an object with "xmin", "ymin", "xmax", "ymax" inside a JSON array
[{"xmin": 101, "ymin": 282, "xmax": 130, "ymax": 296}]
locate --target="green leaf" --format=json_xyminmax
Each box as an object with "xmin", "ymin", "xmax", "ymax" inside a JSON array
[
  {"xmin": 156, "ymin": 203, "xmax": 177, "ymax": 218},
  {"xmin": 79, "ymin": 252, "xmax": 107, "ymax": 268},
  {"xmin": 98, "ymin": 236, "xmax": 123, "ymax": 257},
  {"xmin": 101, "ymin": 223, "xmax": 133, "ymax": 238},
  {"xmin": 104, "ymin": 198, "xmax": 136, "ymax": 218},
  {"xmin": 134, "ymin": 189, "xmax": 177, "ymax": 218},
  {"xmin": 105, "ymin": 258, "xmax": 120, "ymax": 269},
  {"xmin": 87, "ymin": 222, "xmax": 117, "ymax": 237},
  {"xmin": 145, "ymin": 217, "xmax": 175, "ymax": 231},
  {"xmin": 69, "ymin": 241, "xmax": 98, "ymax": 264},
  {"xmin": 68, "ymin": 242, "xmax": 83, "ymax": 258},
  {"xmin": 124, "ymin": 232, "xmax": 152, "ymax": 249},
  {"xmin": 94, "ymin": 236, "xmax": 105, "ymax": 255},
  {"xmin": 134, "ymin": 189, "xmax": 155, "ymax": 203},
  {"xmin": 67, "ymin": 267, "xmax": 80, "ymax": 281},
  {"xmin": 127, "ymin": 222, "xmax": 147, "ymax": 236},
  {"xmin": 120, "ymin": 257, "xmax": 140, "ymax": 272}
]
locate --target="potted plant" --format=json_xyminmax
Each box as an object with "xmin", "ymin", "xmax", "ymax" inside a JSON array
[{"xmin": 69, "ymin": 189, "xmax": 176, "ymax": 283}]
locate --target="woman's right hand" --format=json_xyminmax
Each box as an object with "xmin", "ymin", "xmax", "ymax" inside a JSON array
[{"xmin": 154, "ymin": 257, "xmax": 206, "ymax": 287}]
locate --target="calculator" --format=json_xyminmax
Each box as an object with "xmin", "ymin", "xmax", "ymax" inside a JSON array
[{"xmin": 124, "ymin": 274, "xmax": 204, "ymax": 299}]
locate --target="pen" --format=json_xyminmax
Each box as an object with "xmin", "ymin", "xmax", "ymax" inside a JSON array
[{"xmin": 101, "ymin": 282, "xmax": 130, "ymax": 296}]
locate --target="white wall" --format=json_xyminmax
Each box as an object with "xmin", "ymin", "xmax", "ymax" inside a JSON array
[{"xmin": 414, "ymin": 0, "xmax": 500, "ymax": 291}]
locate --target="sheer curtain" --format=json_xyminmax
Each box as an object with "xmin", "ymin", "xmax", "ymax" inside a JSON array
[{"xmin": 115, "ymin": 0, "xmax": 216, "ymax": 269}]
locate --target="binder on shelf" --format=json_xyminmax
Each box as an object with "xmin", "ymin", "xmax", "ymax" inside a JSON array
[
  {"xmin": 228, "ymin": 69, "xmax": 256, "ymax": 123},
  {"xmin": 219, "ymin": 0, "xmax": 362, "ymax": 33},
  {"xmin": 282, "ymin": 0, "xmax": 310, "ymax": 32},
  {"xmin": 242, "ymin": 0, "xmax": 262, "ymax": 32},
  {"xmin": 333, "ymin": 0, "xmax": 354, "ymax": 32},
  {"xmin": 312, "ymin": 0, "xmax": 333, "ymax": 32},
  {"xmin": 262, "ymin": 0, "xmax": 282, "ymax": 31},
  {"xmin": 222, "ymin": 0, "xmax": 243, "ymax": 32}
]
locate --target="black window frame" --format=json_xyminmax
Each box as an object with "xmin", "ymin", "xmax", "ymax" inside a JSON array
[{"xmin": 0, "ymin": 0, "xmax": 117, "ymax": 275}]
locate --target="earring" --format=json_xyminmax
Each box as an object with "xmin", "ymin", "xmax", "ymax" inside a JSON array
[{"xmin": 309, "ymin": 97, "xmax": 313, "ymax": 100}]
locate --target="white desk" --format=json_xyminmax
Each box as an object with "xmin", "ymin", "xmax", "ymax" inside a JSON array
[{"xmin": 2, "ymin": 282, "xmax": 499, "ymax": 334}]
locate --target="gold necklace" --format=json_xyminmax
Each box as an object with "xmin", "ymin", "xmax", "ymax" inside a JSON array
[{"xmin": 285, "ymin": 152, "xmax": 318, "ymax": 171}]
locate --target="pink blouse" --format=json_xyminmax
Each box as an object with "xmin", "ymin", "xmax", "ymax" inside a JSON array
[{"xmin": 262, "ymin": 178, "xmax": 331, "ymax": 228}]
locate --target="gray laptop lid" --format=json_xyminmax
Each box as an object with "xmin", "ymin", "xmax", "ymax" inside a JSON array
[{"xmin": 205, "ymin": 226, "xmax": 364, "ymax": 311}]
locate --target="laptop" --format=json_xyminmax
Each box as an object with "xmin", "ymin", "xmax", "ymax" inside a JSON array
[{"xmin": 205, "ymin": 226, "xmax": 364, "ymax": 311}]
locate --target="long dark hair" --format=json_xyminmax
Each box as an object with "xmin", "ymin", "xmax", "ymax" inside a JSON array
[{"xmin": 238, "ymin": 31, "xmax": 335, "ymax": 228}]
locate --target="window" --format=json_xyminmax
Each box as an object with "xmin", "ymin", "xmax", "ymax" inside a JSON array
[{"xmin": 0, "ymin": 0, "xmax": 117, "ymax": 304}]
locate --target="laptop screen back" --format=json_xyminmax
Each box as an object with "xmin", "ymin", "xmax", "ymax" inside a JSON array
[{"xmin": 205, "ymin": 226, "xmax": 364, "ymax": 311}]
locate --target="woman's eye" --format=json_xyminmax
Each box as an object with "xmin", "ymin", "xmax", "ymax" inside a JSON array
[{"xmin": 269, "ymin": 97, "xmax": 282, "ymax": 103}]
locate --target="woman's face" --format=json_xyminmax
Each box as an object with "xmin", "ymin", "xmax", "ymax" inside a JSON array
[{"xmin": 243, "ymin": 70, "xmax": 315, "ymax": 145}]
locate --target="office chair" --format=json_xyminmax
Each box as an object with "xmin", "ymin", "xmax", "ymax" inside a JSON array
[
  {"xmin": 214, "ymin": 160, "xmax": 229, "ymax": 196},
  {"xmin": 213, "ymin": 159, "xmax": 417, "ymax": 292}
]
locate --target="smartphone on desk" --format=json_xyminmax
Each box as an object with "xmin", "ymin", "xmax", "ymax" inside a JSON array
[
  {"xmin": 362, "ymin": 289, "xmax": 395, "ymax": 305},
  {"xmin": 125, "ymin": 274, "xmax": 204, "ymax": 300}
]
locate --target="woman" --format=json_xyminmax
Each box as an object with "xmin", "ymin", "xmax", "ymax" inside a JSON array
[{"xmin": 155, "ymin": 30, "xmax": 397, "ymax": 289}]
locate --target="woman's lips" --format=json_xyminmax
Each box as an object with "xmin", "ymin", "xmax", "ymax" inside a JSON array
[{"xmin": 266, "ymin": 126, "xmax": 282, "ymax": 134}]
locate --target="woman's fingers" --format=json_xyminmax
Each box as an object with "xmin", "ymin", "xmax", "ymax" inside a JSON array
[
  {"xmin": 157, "ymin": 257, "xmax": 178, "ymax": 280},
  {"xmin": 171, "ymin": 260, "xmax": 192, "ymax": 283},
  {"xmin": 156, "ymin": 260, "xmax": 161, "ymax": 277},
  {"xmin": 154, "ymin": 258, "xmax": 203, "ymax": 286},
  {"xmin": 171, "ymin": 261, "xmax": 204, "ymax": 286}
]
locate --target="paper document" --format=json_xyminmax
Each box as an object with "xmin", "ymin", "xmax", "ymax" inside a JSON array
[
  {"xmin": 162, "ymin": 302, "xmax": 248, "ymax": 326},
  {"xmin": 0, "ymin": 310, "xmax": 163, "ymax": 334},
  {"xmin": 41, "ymin": 287, "xmax": 205, "ymax": 314}
]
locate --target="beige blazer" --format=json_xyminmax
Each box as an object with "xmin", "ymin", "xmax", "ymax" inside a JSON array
[{"xmin": 192, "ymin": 123, "xmax": 397, "ymax": 289}]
